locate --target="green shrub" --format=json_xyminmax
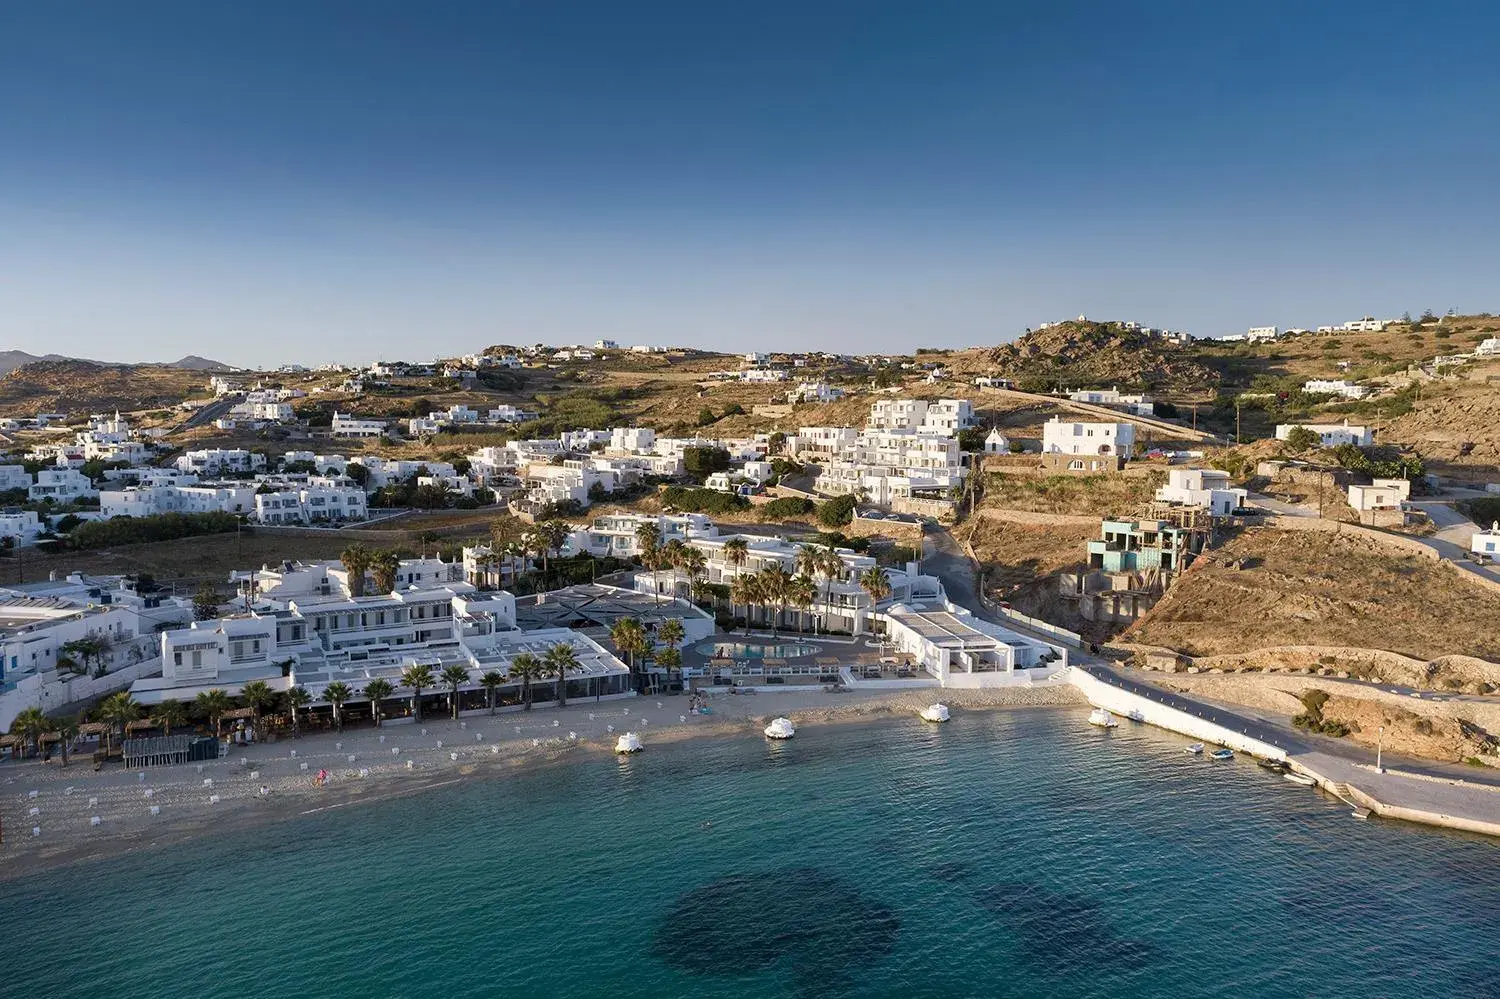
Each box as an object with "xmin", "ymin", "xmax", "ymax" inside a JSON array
[
  {"xmin": 759, "ymin": 497, "xmax": 814, "ymax": 521},
  {"xmin": 817, "ymin": 494, "xmax": 858, "ymax": 528},
  {"xmin": 69, "ymin": 512, "xmax": 241, "ymax": 550},
  {"xmin": 659, "ymin": 486, "xmax": 748, "ymax": 515}
]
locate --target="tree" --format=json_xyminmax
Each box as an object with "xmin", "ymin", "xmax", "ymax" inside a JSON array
[
  {"xmin": 323, "ymin": 681, "xmax": 353, "ymax": 732},
  {"xmin": 154, "ymin": 698, "xmax": 187, "ymax": 737},
  {"xmin": 754, "ymin": 565, "xmax": 792, "ymax": 637},
  {"xmin": 635, "ymin": 522, "xmax": 663, "ymax": 604},
  {"xmin": 609, "ymin": 617, "xmax": 649, "ymax": 690},
  {"xmin": 509, "ymin": 652, "xmax": 543, "ymax": 710},
  {"xmin": 192, "ymin": 582, "xmax": 221, "ymax": 621},
  {"xmin": 240, "ymin": 679, "xmax": 277, "ymax": 739},
  {"xmin": 1284, "ymin": 425, "xmax": 1320, "ymax": 453},
  {"xmin": 195, "ymin": 689, "xmax": 233, "ymax": 739},
  {"xmin": 677, "ymin": 544, "xmax": 707, "ymax": 600},
  {"xmin": 97, "ymin": 691, "xmax": 139, "ymax": 756},
  {"xmin": 54, "ymin": 714, "xmax": 80, "ymax": 767},
  {"xmin": 340, "ymin": 544, "xmax": 373, "ymax": 598},
  {"xmin": 787, "ymin": 573, "xmax": 816, "ymax": 633},
  {"xmin": 545, "ymin": 641, "xmax": 580, "ymax": 708},
  {"xmin": 400, "ymin": 664, "xmax": 434, "ymax": 722},
  {"xmin": 656, "ymin": 618, "xmax": 686, "ymax": 687},
  {"xmin": 696, "ymin": 406, "xmax": 717, "ymax": 427},
  {"xmin": 10, "ymin": 706, "xmax": 48, "ymax": 759},
  {"xmin": 286, "ymin": 686, "xmax": 312, "ymax": 737},
  {"xmin": 730, "ymin": 575, "xmax": 756, "ymax": 635},
  {"xmin": 370, "ymin": 549, "xmax": 401, "ymax": 595},
  {"xmin": 364, "ymin": 678, "xmax": 394, "ymax": 726},
  {"xmin": 441, "ymin": 664, "xmax": 471, "ymax": 719},
  {"xmin": 817, "ymin": 494, "xmax": 858, "ymax": 528},
  {"xmin": 480, "ymin": 670, "xmax": 505, "ymax": 714}
]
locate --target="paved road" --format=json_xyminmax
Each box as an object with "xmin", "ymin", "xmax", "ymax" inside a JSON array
[{"xmin": 178, "ymin": 393, "xmax": 242, "ymax": 431}]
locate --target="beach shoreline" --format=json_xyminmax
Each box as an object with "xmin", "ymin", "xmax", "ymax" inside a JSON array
[{"xmin": 1, "ymin": 683, "xmax": 1085, "ymax": 880}]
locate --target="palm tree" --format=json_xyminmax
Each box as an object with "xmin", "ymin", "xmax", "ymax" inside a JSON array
[
  {"xmin": 787, "ymin": 573, "xmax": 817, "ymax": 633},
  {"xmin": 656, "ymin": 618, "xmax": 686, "ymax": 687},
  {"xmin": 816, "ymin": 548, "xmax": 844, "ymax": 632},
  {"xmin": 153, "ymin": 698, "xmax": 188, "ymax": 737},
  {"xmin": 286, "ymin": 686, "xmax": 312, "ymax": 737},
  {"xmin": 10, "ymin": 706, "xmax": 48, "ymax": 759},
  {"xmin": 441, "ymin": 663, "xmax": 471, "ymax": 719},
  {"xmin": 480, "ymin": 670, "xmax": 504, "ymax": 714},
  {"xmin": 509, "ymin": 653, "xmax": 543, "ymax": 710},
  {"xmin": 609, "ymin": 617, "xmax": 648, "ymax": 690},
  {"xmin": 341, "ymin": 544, "xmax": 373, "ymax": 598},
  {"xmin": 370, "ymin": 549, "xmax": 401, "ymax": 594},
  {"xmin": 661, "ymin": 538, "xmax": 689, "ymax": 599},
  {"xmin": 240, "ymin": 679, "xmax": 276, "ymax": 739},
  {"xmin": 729, "ymin": 575, "xmax": 755, "ymax": 636},
  {"xmin": 635, "ymin": 522, "xmax": 662, "ymax": 603},
  {"xmin": 503, "ymin": 540, "xmax": 527, "ymax": 590},
  {"xmin": 400, "ymin": 663, "xmax": 435, "ymax": 722},
  {"xmin": 55, "ymin": 713, "xmax": 80, "ymax": 768},
  {"xmin": 195, "ymin": 688, "xmax": 232, "ymax": 739},
  {"xmin": 521, "ymin": 526, "xmax": 548, "ymax": 589},
  {"xmin": 541, "ymin": 519, "xmax": 573, "ymax": 585},
  {"xmin": 859, "ymin": 566, "xmax": 893, "ymax": 650},
  {"xmin": 755, "ymin": 565, "xmax": 792, "ymax": 638},
  {"xmin": 724, "ymin": 537, "xmax": 749, "ymax": 576},
  {"xmin": 678, "ymin": 545, "xmax": 707, "ymax": 603},
  {"xmin": 323, "ymin": 681, "xmax": 353, "ymax": 732},
  {"xmin": 364, "ymin": 678, "xmax": 394, "ymax": 726},
  {"xmin": 545, "ymin": 641, "xmax": 579, "ymax": 708},
  {"xmin": 98, "ymin": 691, "xmax": 139, "ymax": 756}
]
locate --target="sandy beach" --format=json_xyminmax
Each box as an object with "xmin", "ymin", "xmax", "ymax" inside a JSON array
[{"xmin": 0, "ymin": 682, "xmax": 1083, "ymax": 879}]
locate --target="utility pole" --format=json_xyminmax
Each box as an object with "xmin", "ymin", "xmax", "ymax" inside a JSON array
[
  {"xmin": 1376, "ymin": 725, "xmax": 1384, "ymax": 773},
  {"xmin": 1191, "ymin": 404, "xmax": 1198, "ymax": 433},
  {"xmin": 1235, "ymin": 400, "xmax": 1242, "ymax": 445}
]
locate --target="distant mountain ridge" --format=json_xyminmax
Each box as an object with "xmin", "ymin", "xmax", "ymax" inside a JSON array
[{"xmin": 0, "ymin": 350, "xmax": 235, "ymax": 378}]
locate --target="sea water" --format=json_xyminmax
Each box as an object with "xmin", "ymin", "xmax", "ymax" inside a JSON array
[{"xmin": 3, "ymin": 708, "xmax": 1498, "ymax": 999}]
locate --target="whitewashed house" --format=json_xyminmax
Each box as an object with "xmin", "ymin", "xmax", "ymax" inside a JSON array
[
  {"xmin": 1302, "ymin": 379, "xmax": 1369, "ymax": 400},
  {"xmin": 1275, "ymin": 421, "xmax": 1374, "ymax": 448},
  {"xmin": 1154, "ymin": 468, "xmax": 1247, "ymax": 517}
]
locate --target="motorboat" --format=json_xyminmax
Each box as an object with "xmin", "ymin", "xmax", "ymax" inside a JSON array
[
  {"xmin": 1258, "ymin": 759, "xmax": 1289, "ymax": 773},
  {"xmin": 1283, "ymin": 772, "xmax": 1317, "ymax": 786},
  {"xmin": 1210, "ymin": 748, "xmax": 1235, "ymax": 761},
  {"xmin": 1126, "ymin": 709, "xmax": 1146, "ymax": 723},
  {"xmin": 919, "ymin": 704, "xmax": 951, "ymax": 723},
  {"xmin": 1087, "ymin": 708, "xmax": 1118, "ymax": 728},
  {"xmin": 764, "ymin": 717, "xmax": 796, "ymax": 740},
  {"xmin": 1183, "ymin": 743, "xmax": 1204, "ymax": 755},
  {"xmin": 614, "ymin": 732, "xmax": 643, "ymax": 754}
]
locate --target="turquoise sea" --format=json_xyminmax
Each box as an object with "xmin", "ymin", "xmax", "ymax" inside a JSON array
[{"xmin": 4, "ymin": 708, "xmax": 1499, "ymax": 998}]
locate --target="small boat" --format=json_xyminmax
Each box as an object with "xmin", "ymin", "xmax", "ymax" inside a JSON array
[
  {"xmin": 1183, "ymin": 743, "xmax": 1204, "ymax": 755},
  {"xmin": 919, "ymin": 704, "xmax": 950, "ymax": 723},
  {"xmin": 614, "ymin": 732, "xmax": 643, "ymax": 754},
  {"xmin": 1351, "ymin": 808, "xmax": 1371, "ymax": 821},
  {"xmin": 1258, "ymin": 759, "xmax": 1288, "ymax": 773},
  {"xmin": 1126, "ymin": 709, "xmax": 1145, "ymax": 723},
  {"xmin": 1283, "ymin": 772, "xmax": 1316, "ymax": 787},
  {"xmin": 764, "ymin": 717, "xmax": 796, "ymax": 740},
  {"xmin": 1210, "ymin": 748, "xmax": 1235, "ymax": 761},
  {"xmin": 1087, "ymin": 708, "xmax": 1118, "ymax": 729}
]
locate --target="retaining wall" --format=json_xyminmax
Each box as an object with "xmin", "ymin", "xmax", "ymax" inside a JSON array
[{"xmin": 1067, "ymin": 667, "xmax": 1289, "ymax": 761}]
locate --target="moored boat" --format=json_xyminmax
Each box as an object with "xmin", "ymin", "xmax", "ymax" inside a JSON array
[
  {"xmin": 1184, "ymin": 743, "xmax": 1204, "ymax": 755},
  {"xmin": 1284, "ymin": 772, "xmax": 1316, "ymax": 786},
  {"xmin": 1211, "ymin": 748, "xmax": 1235, "ymax": 761},
  {"xmin": 919, "ymin": 704, "xmax": 951, "ymax": 723},
  {"xmin": 1087, "ymin": 708, "xmax": 1118, "ymax": 728},
  {"xmin": 614, "ymin": 732, "xmax": 643, "ymax": 754},
  {"xmin": 764, "ymin": 717, "xmax": 796, "ymax": 740}
]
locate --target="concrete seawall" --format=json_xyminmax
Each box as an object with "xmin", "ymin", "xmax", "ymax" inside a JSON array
[{"xmin": 1068, "ymin": 667, "xmax": 1289, "ymax": 761}]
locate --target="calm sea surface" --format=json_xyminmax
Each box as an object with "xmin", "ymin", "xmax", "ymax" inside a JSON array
[{"xmin": 4, "ymin": 708, "xmax": 1499, "ymax": 999}]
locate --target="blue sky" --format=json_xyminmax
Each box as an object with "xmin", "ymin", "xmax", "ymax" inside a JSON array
[{"xmin": 1, "ymin": 1, "xmax": 1496, "ymax": 367}]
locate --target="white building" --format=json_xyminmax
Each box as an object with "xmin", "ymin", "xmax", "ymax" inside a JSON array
[
  {"xmin": 1246, "ymin": 326, "xmax": 1280, "ymax": 343},
  {"xmin": 0, "ymin": 511, "xmax": 44, "ymax": 546},
  {"xmin": 331, "ymin": 413, "xmax": 389, "ymax": 438},
  {"xmin": 740, "ymin": 367, "xmax": 790, "ymax": 383},
  {"xmin": 1154, "ymin": 468, "xmax": 1247, "ymax": 518},
  {"xmin": 883, "ymin": 603, "xmax": 1064, "ymax": 687},
  {"xmin": 100, "ymin": 482, "xmax": 257, "ymax": 519},
  {"xmin": 610, "ymin": 427, "xmax": 656, "ymax": 453},
  {"xmin": 1067, "ymin": 387, "xmax": 1155, "ymax": 416},
  {"xmin": 177, "ymin": 449, "xmax": 267, "ymax": 476},
  {"xmin": 1475, "ymin": 337, "xmax": 1500, "ymax": 357},
  {"xmin": 1472, "ymin": 523, "xmax": 1500, "ymax": 561},
  {"xmin": 1346, "ymin": 478, "xmax": 1411, "ymax": 514},
  {"xmin": 1302, "ymin": 379, "xmax": 1370, "ymax": 400},
  {"xmin": 1041, "ymin": 418, "xmax": 1136, "ymax": 457},
  {"xmin": 0, "ymin": 466, "xmax": 34, "ymax": 492},
  {"xmin": 983, "ymin": 429, "xmax": 1009, "ymax": 454},
  {"xmin": 28, "ymin": 469, "xmax": 97, "ymax": 503},
  {"xmin": 788, "ymin": 382, "xmax": 844, "ymax": 404},
  {"xmin": 252, "ymin": 479, "xmax": 369, "ymax": 524},
  {"xmin": 868, "ymin": 398, "xmax": 929, "ymax": 431},
  {"xmin": 920, "ymin": 399, "xmax": 975, "ymax": 433},
  {"xmin": 1274, "ymin": 421, "xmax": 1374, "ymax": 448}
]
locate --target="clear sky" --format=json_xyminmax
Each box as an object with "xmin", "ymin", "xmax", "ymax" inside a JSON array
[{"xmin": 2, "ymin": 1, "xmax": 1497, "ymax": 368}]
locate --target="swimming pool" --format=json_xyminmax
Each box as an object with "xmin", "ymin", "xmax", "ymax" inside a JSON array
[{"xmin": 696, "ymin": 641, "xmax": 821, "ymax": 659}]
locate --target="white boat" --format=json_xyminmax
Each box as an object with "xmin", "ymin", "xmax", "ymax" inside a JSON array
[
  {"xmin": 1184, "ymin": 743, "xmax": 1204, "ymax": 755},
  {"xmin": 1211, "ymin": 748, "xmax": 1235, "ymax": 761},
  {"xmin": 1087, "ymin": 708, "xmax": 1118, "ymax": 729},
  {"xmin": 919, "ymin": 704, "xmax": 951, "ymax": 723},
  {"xmin": 1283, "ymin": 772, "xmax": 1316, "ymax": 786},
  {"xmin": 764, "ymin": 717, "xmax": 796, "ymax": 740},
  {"xmin": 613, "ymin": 732, "xmax": 643, "ymax": 754}
]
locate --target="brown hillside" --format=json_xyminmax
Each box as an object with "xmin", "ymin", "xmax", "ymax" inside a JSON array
[
  {"xmin": 977, "ymin": 321, "xmax": 1221, "ymax": 393},
  {"xmin": 0, "ymin": 361, "xmax": 208, "ymax": 417}
]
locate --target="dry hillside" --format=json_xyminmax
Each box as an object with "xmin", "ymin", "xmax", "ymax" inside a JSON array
[
  {"xmin": 1130, "ymin": 527, "xmax": 1500, "ymax": 661},
  {"xmin": 1377, "ymin": 359, "xmax": 1500, "ymax": 481},
  {"xmin": 955, "ymin": 321, "xmax": 1221, "ymax": 394},
  {"xmin": 0, "ymin": 361, "xmax": 211, "ymax": 417}
]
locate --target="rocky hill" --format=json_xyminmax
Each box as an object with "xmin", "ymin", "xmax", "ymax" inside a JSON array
[
  {"xmin": 0, "ymin": 360, "xmax": 208, "ymax": 417},
  {"xmin": 0, "ymin": 349, "xmax": 70, "ymax": 378},
  {"xmin": 980, "ymin": 321, "xmax": 1220, "ymax": 393},
  {"xmin": 169, "ymin": 354, "xmax": 234, "ymax": 370}
]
